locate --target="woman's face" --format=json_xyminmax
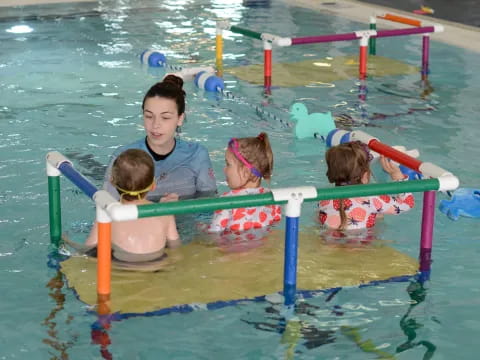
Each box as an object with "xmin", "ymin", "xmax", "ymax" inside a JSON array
[{"xmin": 143, "ymin": 96, "xmax": 184, "ymax": 153}]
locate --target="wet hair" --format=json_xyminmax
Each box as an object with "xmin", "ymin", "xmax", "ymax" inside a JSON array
[
  {"xmin": 111, "ymin": 149, "xmax": 154, "ymax": 201},
  {"xmin": 142, "ymin": 74, "xmax": 186, "ymax": 115},
  {"xmin": 231, "ymin": 132, "xmax": 274, "ymax": 181},
  {"xmin": 325, "ymin": 141, "xmax": 371, "ymax": 230}
]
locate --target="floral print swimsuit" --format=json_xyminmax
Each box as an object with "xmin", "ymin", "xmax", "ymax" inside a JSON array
[
  {"xmin": 318, "ymin": 192, "xmax": 415, "ymax": 230},
  {"xmin": 207, "ymin": 187, "xmax": 281, "ymax": 232},
  {"xmin": 206, "ymin": 187, "xmax": 282, "ymax": 247}
]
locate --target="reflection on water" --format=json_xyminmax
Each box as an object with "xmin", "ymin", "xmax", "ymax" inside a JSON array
[
  {"xmin": 320, "ymin": 227, "xmax": 379, "ymax": 246},
  {"xmin": 90, "ymin": 315, "xmax": 113, "ymax": 360},
  {"xmin": 44, "ymin": 254, "xmax": 114, "ymax": 360},
  {"xmin": 42, "ymin": 267, "xmax": 77, "ymax": 360},
  {"xmin": 396, "ymin": 280, "xmax": 436, "ymax": 359},
  {"xmin": 238, "ymin": 237, "xmax": 435, "ymax": 358},
  {"xmin": 341, "ymin": 277, "xmax": 437, "ymax": 359},
  {"xmin": 242, "ymin": 301, "xmax": 336, "ymax": 358}
]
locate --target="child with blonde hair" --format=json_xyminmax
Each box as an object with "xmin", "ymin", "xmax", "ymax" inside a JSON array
[
  {"xmin": 202, "ymin": 133, "xmax": 281, "ymax": 250},
  {"xmin": 318, "ymin": 141, "xmax": 415, "ymax": 231}
]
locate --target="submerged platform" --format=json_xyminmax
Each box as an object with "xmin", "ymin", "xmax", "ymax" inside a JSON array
[
  {"xmin": 61, "ymin": 229, "xmax": 418, "ymax": 314},
  {"xmin": 225, "ymin": 55, "xmax": 419, "ymax": 87}
]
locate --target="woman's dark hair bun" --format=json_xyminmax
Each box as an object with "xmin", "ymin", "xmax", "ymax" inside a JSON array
[{"xmin": 162, "ymin": 74, "xmax": 184, "ymax": 89}]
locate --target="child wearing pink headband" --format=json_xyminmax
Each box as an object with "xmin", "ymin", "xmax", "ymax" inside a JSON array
[
  {"xmin": 319, "ymin": 141, "xmax": 414, "ymax": 232},
  {"xmin": 201, "ymin": 132, "xmax": 281, "ymax": 251}
]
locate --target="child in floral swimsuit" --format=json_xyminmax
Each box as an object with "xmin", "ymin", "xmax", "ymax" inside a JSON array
[
  {"xmin": 318, "ymin": 141, "xmax": 415, "ymax": 231},
  {"xmin": 203, "ymin": 132, "xmax": 281, "ymax": 251}
]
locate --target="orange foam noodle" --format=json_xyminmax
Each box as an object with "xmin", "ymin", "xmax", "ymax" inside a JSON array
[
  {"xmin": 97, "ymin": 222, "xmax": 112, "ymax": 296},
  {"xmin": 97, "ymin": 294, "xmax": 111, "ymax": 316},
  {"xmin": 378, "ymin": 13, "xmax": 421, "ymax": 27}
]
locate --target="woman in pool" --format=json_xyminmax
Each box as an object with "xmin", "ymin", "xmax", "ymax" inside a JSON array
[{"xmin": 103, "ymin": 74, "xmax": 217, "ymax": 201}]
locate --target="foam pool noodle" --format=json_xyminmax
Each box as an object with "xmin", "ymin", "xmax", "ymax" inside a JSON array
[
  {"xmin": 390, "ymin": 146, "xmax": 422, "ymax": 180},
  {"xmin": 370, "ymin": 146, "xmax": 422, "ymax": 182},
  {"xmin": 439, "ymin": 188, "xmax": 480, "ymax": 221},
  {"xmin": 290, "ymin": 103, "xmax": 336, "ymax": 140}
]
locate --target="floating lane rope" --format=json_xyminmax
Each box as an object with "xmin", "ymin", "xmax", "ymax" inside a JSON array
[
  {"xmin": 217, "ymin": 87, "xmax": 292, "ymax": 129},
  {"xmin": 192, "ymin": 69, "xmax": 292, "ymax": 128},
  {"xmin": 140, "ymin": 49, "xmax": 185, "ymax": 72},
  {"xmin": 141, "ymin": 50, "xmax": 293, "ymax": 128}
]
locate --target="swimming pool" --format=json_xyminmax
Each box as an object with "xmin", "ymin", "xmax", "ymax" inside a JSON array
[{"xmin": 1, "ymin": 0, "xmax": 480, "ymax": 358}]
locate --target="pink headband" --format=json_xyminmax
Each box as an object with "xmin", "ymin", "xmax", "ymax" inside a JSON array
[{"xmin": 228, "ymin": 138, "xmax": 262, "ymax": 178}]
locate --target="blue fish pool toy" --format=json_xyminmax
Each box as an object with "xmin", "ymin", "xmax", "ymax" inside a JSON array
[{"xmin": 439, "ymin": 188, "xmax": 480, "ymax": 221}]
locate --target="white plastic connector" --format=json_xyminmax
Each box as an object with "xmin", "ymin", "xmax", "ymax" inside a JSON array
[
  {"xmin": 369, "ymin": 15, "xmax": 376, "ymax": 24},
  {"xmin": 437, "ymin": 174, "xmax": 460, "ymax": 192},
  {"xmin": 263, "ymin": 40, "xmax": 272, "ymax": 50},
  {"xmin": 271, "ymin": 186, "xmax": 317, "ymax": 202},
  {"xmin": 349, "ymin": 130, "xmax": 378, "ymax": 144},
  {"xmin": 46, "ymin": 161, "xmax": 61, "ymax": 177},
  {"xmin": 93, "ymin": 190, "xmax": 139, "ymax": 222},
  {"xmin": 273, "ymin": 37, "xmax": 292, "ymax": 47},
  {"xmin": 216, "ymin": 20, "xmax": 230, "ymax": 31},
  {"xmin": 261, "ymin": 33, "xmax": 277, "ymax": 42},
  {"xmin": 108, "ymin": 203, "xmax": 139, "ymax": 222},
  {"xmin": 271, "ymin": 186, "xmax": 317, "ymax": 218},
  {"xmin": 46, "ymin": 151, "xmax": 72, "ymax": 176},
  {"xmin": 354, "ymin": 30, "xmax": 377, "ymax": 39},
  {"xmin": 433, "ymin": 24, "xmax": 444, "ymax": 33},
  {"xmin": 419, "ymin": 162, "xmax": 451, "ymax": 178},
  {"xmin": 93, "ymin": 190, "xmax": 118, "ymax": 209},
  {"xmin": 96, "ymin": 205, "xmax": 112, "ymax": 223}
]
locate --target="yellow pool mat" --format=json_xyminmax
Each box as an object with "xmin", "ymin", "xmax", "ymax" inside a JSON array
[
  {"xmin": 61, "ymin": 230, "xmax": 418, "ymax": 314},
  {"xmin": 225, "ymin": 55, "xmax": 419, "ymax": 87}
]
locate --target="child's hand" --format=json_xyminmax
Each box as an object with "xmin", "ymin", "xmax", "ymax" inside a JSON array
[
  {"xmin": 379, "ymin": 156, "xmax": 405, "ymax": 181},
  {"xmin": 160, "ymin": 193, "xmax": 179, "ymax": 202}
]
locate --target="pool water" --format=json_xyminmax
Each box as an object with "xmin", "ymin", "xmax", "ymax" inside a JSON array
[{"xmin": 1, "ymin": 0, "xmax": 480, "ymax": 358}]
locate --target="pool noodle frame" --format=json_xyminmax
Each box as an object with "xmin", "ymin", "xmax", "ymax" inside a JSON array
[
  {"xmin": 46, "ymin": 129, "xmax": 458, "ymax": 316},
  {"xmin": 215, "ymin": 13, "xmax": 442, "ymax": 91}
]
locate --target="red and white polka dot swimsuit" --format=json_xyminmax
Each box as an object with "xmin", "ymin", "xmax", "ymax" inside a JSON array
[
  {"xmin": 206, "ymin": 187, "xmax": 282, "ymax": 236},
  {"xmin": 318, "ymin": 191, "xmax": 415, "ymax": 230}
]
